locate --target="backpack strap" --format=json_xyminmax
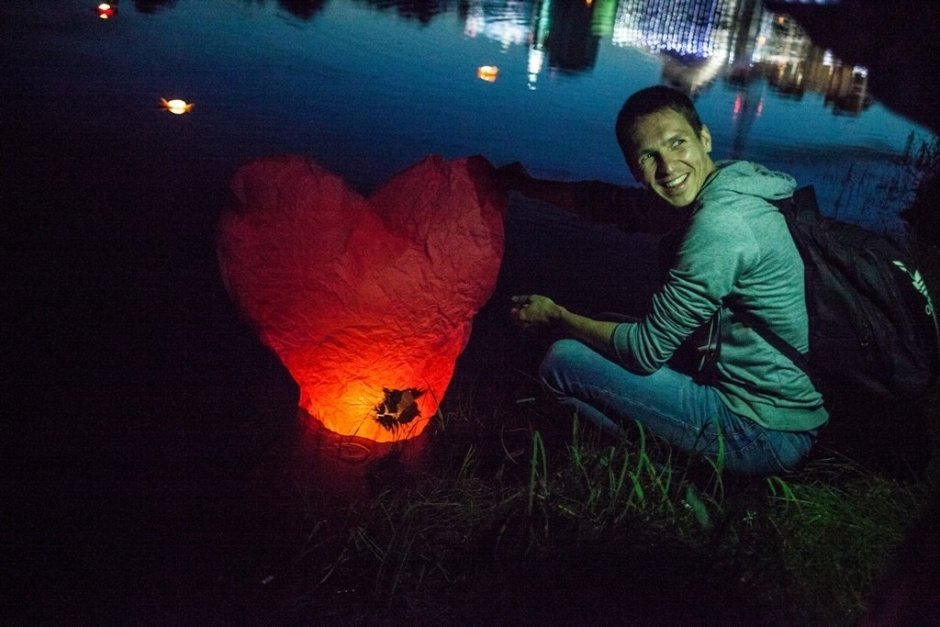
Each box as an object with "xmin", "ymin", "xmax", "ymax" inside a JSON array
[
  {"xmin": 728, "ymin": 303, "xmax": 812, "ymax": 378},
  {"xmin": 724, "ymin": 187, "xmax": 817, "ymax": 383}
]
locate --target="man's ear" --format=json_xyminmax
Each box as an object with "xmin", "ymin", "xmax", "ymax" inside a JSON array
[
  {"xmin": 626, "ymin": 161, "xmax": 645, "ymax": 184},
  {"xmin": 620, "ymin": 149, "xmax": 643, "ymax": 183},
  {"xmin": 700, "ymin": 125, "xmax": 713, "ymax": 153}
]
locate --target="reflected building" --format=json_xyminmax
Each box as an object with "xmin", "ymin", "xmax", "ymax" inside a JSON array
[
  {"xmin": 611, "ymin": 0, "xmax": 735, "ymax": 95},
  {"xmin": 824, "ymin": 61, "xmax": 872, "ymax": 116},
  {"xmin": 457, "ymin": 0, "xmax": 872, "ymax": 114},
  {"xmin": 608, "ymin": 0, "xmax": 872, "ymax": 115},
  {"xmin": 133, "ymin": 0, "xmax": 179, "ymax": 12},
  {"xmin": 741, "ymin": 11, "xmax": 872, "ymax": 115},
  {"xmin": 544, "ymin": 0, "xmax": 601, "ymax": 73},
  {"xmin": 367, "ymin": 0, "xmax": 453, "ymax": 22},
  {"xmin": 277, "ymin": 0, "xmax": 329, "ymax": 20},
  {"xmin": 462, "ymin": 0, "xmax": 544, "ymax": 87},
  {"xmin": 527, "ymin": 0, "xmax": 550, "ymax": 88},
  {"xmin": 590, "ymin": 0, "xmax": 619, "ymax": 38},
  {"xmin": 612, "ymin": 0, "xmax": 734, "ymax": 60},
  {"xmin": 462, "ymin": 0, "xmax": 530, "ymax": 47},
  {"xmin": 463, "ymin": 0, "xmax": 605, "ymax": 88},
  {"xmin": 754, "ymin": 12, "xmax": 811, "ymax": 98}
]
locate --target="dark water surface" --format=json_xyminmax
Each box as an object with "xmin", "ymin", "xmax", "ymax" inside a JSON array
[
  {"xmin": 4, "ymin": 0, "xmax": 938, "ymax": 622},
  {"xmin": 5, "ymin": 0, "xmax": 936, "ymax": 385}
]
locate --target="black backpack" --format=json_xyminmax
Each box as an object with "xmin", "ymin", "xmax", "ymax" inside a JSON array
[{"xmin": 732, "ymin": 186, "xmax": 940, "ymax": 399}]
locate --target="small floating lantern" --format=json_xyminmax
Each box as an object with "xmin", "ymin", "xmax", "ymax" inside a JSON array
[
  {"xmin": 97, "ymin": 3, "xmax": 117, "ymax": 19},
  {"xmin": 476, "ymin": 65, "xmax": 500, "ymax": 83},
  {"xmin": 160, "ymin": 98, "xmax": 194, "ymax": 115}
]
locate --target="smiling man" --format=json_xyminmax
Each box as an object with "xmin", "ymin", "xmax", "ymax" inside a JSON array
[
  {"xmin": 625, "ymin": 103, "xmax": 715, "ymax": 208},
  {"xmin": 500, "ymin": 85, "xmax": 827, "ymax": 476}
]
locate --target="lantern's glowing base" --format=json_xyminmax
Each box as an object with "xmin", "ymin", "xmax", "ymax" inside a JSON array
[
  {"xmin": 292, "ymin": 355, "xmax": 455, "ymax": 443},
  {"xmin": 298, "ymin": 380, "xmax": 439, "ymax": 444},
  {"xmin": 298, "ymin": 406, "xmax": 430, "ymax": 464}
]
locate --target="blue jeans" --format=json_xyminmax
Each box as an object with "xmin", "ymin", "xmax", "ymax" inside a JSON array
[{"xmin": 538, "ymin": 339, "xmax": 816, "ymax": 476}]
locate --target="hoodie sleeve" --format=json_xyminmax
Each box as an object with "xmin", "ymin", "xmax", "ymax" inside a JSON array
[{"xmin": 611, "ymin": 196, "xmax": 759, "ymax": 372}]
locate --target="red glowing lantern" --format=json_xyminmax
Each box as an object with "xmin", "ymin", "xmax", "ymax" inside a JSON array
[
  {"xmin": 218, "ymin": 155, "xmax": 506, "ymax": 443},
  {"xmin": 97, "ymin": 3, "xmax": 117, "ymax": 19}
]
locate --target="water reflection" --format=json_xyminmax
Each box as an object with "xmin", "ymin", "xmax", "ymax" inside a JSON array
[
  {"xmin": 366, "ymin": 0, "xmax": 453, "ymax": 23},
  {"xmin": 767, "ymin": 0, "xmax": 940, "ymax": 136},
  {"xmin": 276, "ymin": 0, "xmax": 328, "ymax": 20},
  {"xmin": 120, "ymin": 0, "xmax": 878, "ymax": 122},
  {"xmin": 459, "ymin": 0, "xmax": 875, "ymax": 118},
  {"xmin": 132, "ymin": 0, "xmax": 178, "ymax": 13},
  {"xmin": 128, "ymin": 0, "xmax": 329, "ymax": 20}
]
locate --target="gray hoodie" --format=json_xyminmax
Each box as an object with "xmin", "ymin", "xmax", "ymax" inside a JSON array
[{"xmin": 611, "ymin": 161, "xmax": 828, "ymax": 432}]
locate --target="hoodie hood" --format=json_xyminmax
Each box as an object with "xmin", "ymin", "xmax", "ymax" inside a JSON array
[{"xmin": 699, "ymin": 160, "xmax": 797, "ymax": 203}]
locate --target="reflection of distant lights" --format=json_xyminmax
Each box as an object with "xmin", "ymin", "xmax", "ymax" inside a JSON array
[
  {"xmin": 757, "ymin": 99, "xmax": 764, "ymax": 117},
  {"xmin": 476, "ymin": 66, "xmax": 499, "ymax": 83},
  {"xmin": 756, "ymin": 36, "xmax": 766, "ymax": 46},
  {"xmin": 160, "ymin": 98, "xmax": 194, "ymax": 115},
  {"xmin": 465, "ymin": 16, "xmax": 483, "ymax": 38},
  {"xmin": 463, "ymin": 7, "xmax": 529, "ymax": 48},
  {"xmin": 732, "ymin": 94, "xmax": 743, "ymax": 119},
  {"xmin": 97, "ymin": 3, "xmax": 116, "ymax": 19},
  {"xmin": 528, "ymin": 48, "xmax": 544, "ymax": 74},
  {"xmin": 527, "ymin": 47, "xmax": 544, "ymax": 90}
]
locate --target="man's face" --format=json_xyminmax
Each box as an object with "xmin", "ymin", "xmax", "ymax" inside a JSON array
[{"xmin": 624, "ymin": 109, "xmax": 716, "ymax": 208}]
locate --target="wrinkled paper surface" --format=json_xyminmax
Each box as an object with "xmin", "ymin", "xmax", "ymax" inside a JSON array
[{"xmin": 218, "ymin": 155, "xmax": 506, "ymax": 442}]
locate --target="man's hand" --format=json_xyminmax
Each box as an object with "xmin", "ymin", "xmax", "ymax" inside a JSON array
[
  {"xmin": 510, "ymin": 294, "xmax": 561, "ymax": 329},
  {"xmin": 494, "ymin": 162, "xmax": 581, "ymax": 211},
  {"xmin": 511, "ymin": 294, "xmax": 621, "ymax": 357}
]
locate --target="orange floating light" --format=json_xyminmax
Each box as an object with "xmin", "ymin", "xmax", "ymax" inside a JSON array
[
  {"xmin": 476, "ymin": 65, "xmax": 500, "ymax": 83},
  {"xmin": 218, "ymin": 155, "xmax": 506, "ymax": 443},
  {"xmin": 160, "ymin": 98, "xmax": 194, "ymax": 114}
]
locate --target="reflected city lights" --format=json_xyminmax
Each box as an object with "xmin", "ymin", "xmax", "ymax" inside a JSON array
[
  {"xmin": 97, "ymin": 3, "xmax": 117, "ymax": 19},
  {"xmin": 160, "ymin": 98, "xmax": 194, "ymax": 115},
  {"xmin": 459, "ymin": 0, "xmax": 875, "ymax": 110},
  {"xmin": 476, "ymin": 65, "xmax": 499, "ymax": 83}
]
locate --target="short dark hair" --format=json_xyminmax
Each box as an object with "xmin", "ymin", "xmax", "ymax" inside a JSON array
[{"xmin": 615, "ymin": 85, "xmax": 704, "ymax": 153}]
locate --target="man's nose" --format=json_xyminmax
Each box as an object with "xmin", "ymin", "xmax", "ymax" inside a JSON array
[{"xmin": 656, "ymin": 153, "xmax": 675, "ymax": 174}]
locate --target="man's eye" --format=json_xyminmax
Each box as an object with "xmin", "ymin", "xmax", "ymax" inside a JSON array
[
  {"xmin": 671, "ymin": 138, "xmax": 686, "ymax": 148},
  {"xmin": 638, "ymin": 153, "xmax": 652, "ymax": 164}
]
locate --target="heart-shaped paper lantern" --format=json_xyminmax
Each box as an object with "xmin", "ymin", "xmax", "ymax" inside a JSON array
[{"xmin": 218, "ymin": 155, "xmax": 506, "ymax": 443}]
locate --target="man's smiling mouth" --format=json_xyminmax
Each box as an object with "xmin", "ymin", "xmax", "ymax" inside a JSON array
[{"xmin": 663, "ymin": 173, "xmax": 689, "ymax": 189}]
